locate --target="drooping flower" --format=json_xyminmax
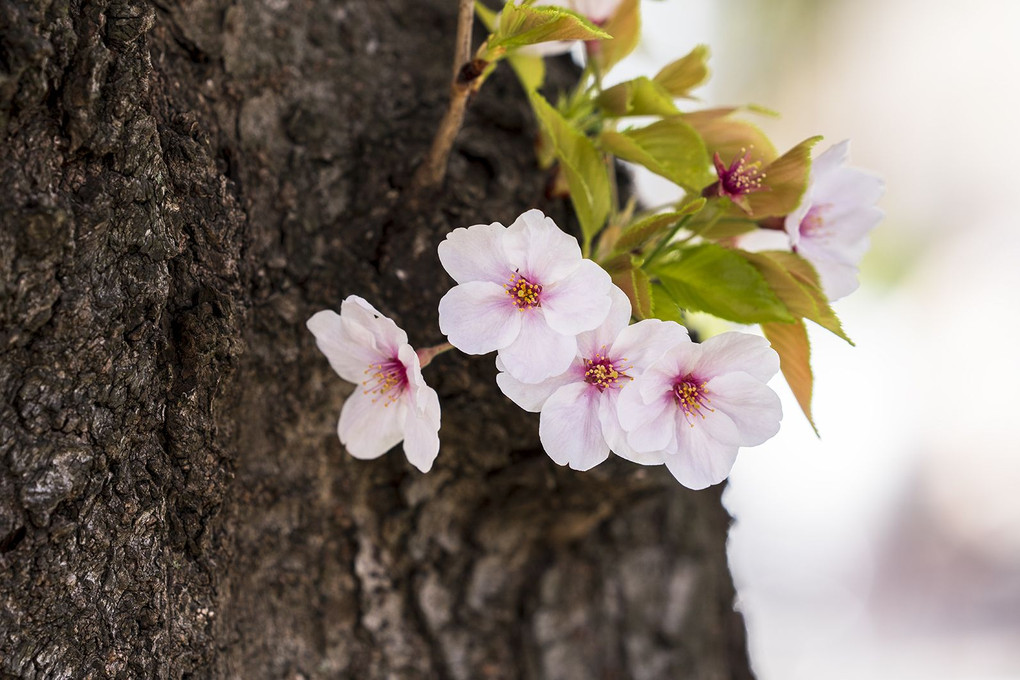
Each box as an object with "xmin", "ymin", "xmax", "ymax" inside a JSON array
[
  {"xmin": 496, "ymin": 286, "xmax": 689, "ymax": 470},
  {"xmin": 617, "ymin": 332, "xmax": 782, "ymax": 489},
  {"xmin": 438, "ymin": 209, "xmax": 613, "ymax": 384},
  {"xmin": 307, "ymin": 296, "xmax": 440, "ymax": 473},
  {"xmin": 784, "ymin": 140, "xmax": 884, "ymax": 300},
  {"xmin": 705, "ymin": 147, "xmax": 768, "ymax": 214}
]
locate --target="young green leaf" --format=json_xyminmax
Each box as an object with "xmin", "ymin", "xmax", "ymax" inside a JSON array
[
  {"xmin": 528, "ymin": 90, "xmax": 612, "ymax": 249},
  {"xmin": 745, "ymin": 136, "xmax": 823, "ymax": 218},
  {"xmin": 631, "ymin": 262, "xmax": 653, "ymax": 319},
  {"xmin": 650, "ymin": 283, "xmax": 686, "ymax": 325},
  {"xmin": 653, "ymin": 44, "xmax": 710, "ymax": 98},
  {"xmin": 649, "ymin": 243, "xmax": 793, "ymax": 324},
  {"xmin": 762, "ymin": 319, "xmax": 819, "ymax": 436},
  {"xmin": 508, "ymin": 52, "xmax": 546, "ymax": 91},
  {"xmin": 600, "ymin": 117, "xmax": 714, "ymax": 191},
  {"xmin": 492, "ymin": 3, "xmax": 611, "ymax": 50},
  {"xmin": 596, "ymin": 0, "xmax": 641, "ymax": 74},
  {"xmin": 611, "ymin": 199, "xmax": 705, "ymax": 255},
  {"xmin": 742, "ymin": 249, "xmax": 853, "ymax": 344},
  {"xmin": 597, "ymin": 77, "xmax": 679, "ymax": 117},
  {"xmin": 683, "ymin": 107, "xmax": 779, "ymax": 165}
]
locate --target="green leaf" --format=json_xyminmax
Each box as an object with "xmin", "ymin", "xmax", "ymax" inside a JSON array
[
  {"xmin": 762, "ymin": 319, "xmax": 819, "ymax": 435},
  {"xmin": 653, "ymin": 44, "xmax": 710, "ymax": 98},
  {"xmin": 596, "ymin": 0, "xmax": 641, "ymax": 74},
  {"xmin": 742, "ymin": 249, "xmax": 853, "ymax": 343},
  {"xmin": 600, "ymin": 117, "xmax": 714, "ymax": 191},
  {"xmin": 649, "ymin": 243, "xmax": 793, "ymax": 324},
  {"xmin": 650, "ymin": 283, "xmax": 686, "ymax": 324},
  {"xmin": 631, "ymin": 262, "xmax": 653, "ymax": 319},
  {"xmin": 683, "ymin": 107, "xmax": 779, "ymax": 165},
  {"xmin": 597, "ymin": 77, "xmax": 679, "ymax": 117},
  {"xmin": 492, "ymin": 4, "xmax": 611, "ymax": 50},
  {"xmin": 507, "ymin": 52, "xmax": 545, "ymax": 91},
  {"xmin": 746, "ymin": 136, "xmax": 823, "ymax": 218},
  {"xmin": 528, "ymin": 90, "xmax": 611, "ymax": 249},
  {"xmin": 612, "ymin": 199, "xmax": 705, "ymax": 254}
]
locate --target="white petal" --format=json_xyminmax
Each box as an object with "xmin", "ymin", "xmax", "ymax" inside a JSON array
[
  {"xmin": 496, "ymin": 358, "xmax": 580, "ymax": 412},
  {"xmin": 599, "ymin": 390, "xmax": 666, "ymax": 465},
  {"xmin": 815, "ymin": 163, "xmax": 884, "ymax": 210},
  {"xmin": 811, "ymin": 139, "xmax": 850, "ymax": 178},
  {"xmin": 797, "ymin": 244, "xmax": 861, "ymax": 301},
  {"xmin": 609, "ymin": 319, "xmax": 690, "ymax": 373},
  {"xmin": 437, "ymin": 222, "xmax": 511, "ymax": 285},
  {"xmin": 625, "ymin": 407, "xmax": 676, "ymax": 454},
  {"xmin": 340, "ymin": 295, "xmax": 408, "ymax": 356},
  {"xmin": 540, "ymin": 259, "xmax": 612, "ymax": 336},
  {"xmin": 576, "ymin": 284, "xmax": 632, "ymax": 360},
  {"xmin": 402, "ymin": 386, "xmax": 441, "ymax": 472},
  {"xmin": 706, "ymin": 373, "xmax": 783, "ymax": 446},
  {"xmin": 307, "ymin": 310, "xmax": 379, "ymax": 384},
  {"xmin": 337, "ymin": 388, "xmax": 408, "ymax": 460},
  {"xmin": 539, "ymin": 383, "xmax": 609, "ymax": 471},
  {"xmin": 663, "ymin": 437, "xmax": 739, "ymax": 490},
  {"xmin": 438, "ymin": 281, "xmax": 522, "ymax": 354},
  {"xmin": 692, "ymin": 332, "xmax": 779, "ymax": 383},
  {"xmin": 497, "ymin": 312, "xmax": 577, "ymax": 384},
  {"xmin": 616, "ymin": 371, "xmax": 669, "ymax": 431},
  {"xmin": 503, "ymin": 209, "xmax": 583, "ymax": 282}
]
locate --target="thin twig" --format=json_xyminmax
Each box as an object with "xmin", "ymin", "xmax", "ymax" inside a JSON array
[{"xmin": 411, "ymin": 0, "xmax": 476, "ymax": 194}]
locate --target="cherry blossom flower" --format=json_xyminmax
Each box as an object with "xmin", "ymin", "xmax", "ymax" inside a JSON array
[
  {"xmin": 496, "ymin": 286, "xmax": 689, "ymax": 470},
  {"xmin": 438, "ymin": 209, "xmax": 612, "ymax": 384},
  {"xmin": 617, "ymin": 332, "xmax": 782, "ymax": 489},
  {"xmin": 307, "ymin": 296, "xmax": 440, "ymax": 473},
  {"xmin": 704, "ymin": 147, "xmax": 768, "ymax": 214},
  {"xmin": 785, "ymin": 140, "xmax": 884, "ymax": 300}
]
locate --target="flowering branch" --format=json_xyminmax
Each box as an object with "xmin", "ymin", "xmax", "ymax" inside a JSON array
[{"xmin": 411, "ymin": 0, "xmax": 478, "ymax": 194}]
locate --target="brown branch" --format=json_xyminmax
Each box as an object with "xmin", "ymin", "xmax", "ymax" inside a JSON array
[{"xmin": 410, "ymin": 0, "xmax": 477, "ymax": 194}]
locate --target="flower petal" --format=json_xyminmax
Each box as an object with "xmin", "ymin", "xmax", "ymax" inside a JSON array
[
  {"xmin": 576, "ymin": 284, "xmax": 632, "ymax": 360},
  {"xmin": 496, "ymin": 356, "xmax": 580, "ymax": 412},
  {"xmin": 438, "ymin": 281, "xmax": 522, "ymax": 354},
  {"xmin": 609, "ymin": 319, "xmax": 690, "ymax": 373},
  {"xmin": 337, "ymin": 388, "xmax": 408, "ymax": 460},
  {"xmin": 539, "ymin": 382, "xmax": 609, "ymax": 471},
  {"xmin": 503, "ymin": 209, "xmax": 583, "ymax": 282},
  {"xmin": 307, "ymin": 309, "xmax": 380, "ymax": 384},
  {"xmin": 402, "ymin": 386, "xmax": 441, "ymax": 472},
  {"xmin": 497, "ymin": 312, "xmax": 577, "ymax": 384},
  {"xmin": 663, "ymin": 437, "xmax": 739, "ymax": 490},
  {"xmin": 438, "ymin": 222, "xmax": 511, "ymax": 285},
  {"xmin": 706, "ymin": 372, "xmax": 783, "ymax": 446},
  {"xmin": 599, "ymin": 389, "xmax": 666, "ymax": 465},
  {"xmin": 692, "ymin": 332, "xmax": 779, "ymax": 383},
  {"xmin": 540, "ymin": 258, "xmax": 613, "ymax": 336},
  {"xmin": 341, "ymin": 295, "xmax": 408, "ymax": 357}
]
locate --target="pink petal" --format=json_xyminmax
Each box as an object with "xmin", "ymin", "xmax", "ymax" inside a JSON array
[
  {"xmin": 610, "ymin": 319, "xmax": 690, "ymax": 373},
  {"xmin": 341, "ymin": 295, "xmax": 408, "ymax": 357},
  {"xmin": 616, "ymin": 371, "xmax": 669, "ymax": 431},
  {"xmin": 402, "ymin": 386, "xmax": 441, "ymax": 472},
  {"xmin": 437, "ymin": 222, "xmax": 512, "ymax": 285},
  {"xmin": 704, "ymin": 373, "xmax": 782, "ymax": 446},
  {"xmin": 438, "ymin": 281, "xmax": 522, "ymax": 354},
  {"xmin": 576, "ymin": 284, "xmax": 632, "ymax": 360},
  {"xmin": 503, "ymin": 209, "xmax": 583, "ymax": 282},
  {"xmin": 497, "ymin": 312, "xmax": 577, "ymax": 384},
  {"xmin": 693, "ymin": 332, "xmax": 779, "ymax": 383},
  {"xmin": 541, "ymin": 258, "xmax": 613, "ymax": 336},
  {"xmin": 337, "ymin": 388, "xmax": 408, "ymax": 460},
  {"xmin": 663, "ymin": 436, "xmax": 739, "ymax": 490},
  {"xmin": 495, "ymin": 355, "xmax": 580, "ymax": 412},
  {"xmin": 599, "ymin": 390, "xmax": 666, "ymax": 465},
  {"xmin": 539, "ymin": 382, "xmax": 609, "ymax": 471},
  {"xmin": 307, "ymin": 310, "xmax": 380, "ymax": 384},
  {"xmin": 796, "ymin": 244, "xmax": 861, "ymax": 301}
]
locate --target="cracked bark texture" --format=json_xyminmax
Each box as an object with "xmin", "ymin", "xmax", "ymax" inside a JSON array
[{"xmin": 0, "ymin": 0, "xmax": 755, "ymax": 678}]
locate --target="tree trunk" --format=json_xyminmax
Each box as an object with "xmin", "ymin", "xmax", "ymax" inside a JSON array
[{"xmin": 0, "ymin": 0, "xmax": 754, "ymax": 678}]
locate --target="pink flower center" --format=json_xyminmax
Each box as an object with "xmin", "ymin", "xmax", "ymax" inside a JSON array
[
  {"xmin": 673, "ymin": 376, "xmax": 713, "ymax": 424},
  {"xmin": 714, "ymin": 148, "xmax": 766, "ymax": 199},
  {"xmin": 505, "ymin": 272, "xmax": 542, "ymax": 311},
  {"xmin": 583, "ymin": 348, "xmax": 631, "ymax": 392},
  {"xmin": 362, "ymin": 357, "xmax": 408, "ymax": 405}
]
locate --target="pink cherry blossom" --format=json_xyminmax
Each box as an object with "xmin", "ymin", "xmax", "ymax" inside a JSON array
[
  {"xmin": 496, "ymin": 286, "xmax": 689, "ymax": 470},
  {"xmin": 307, "ymin": 296, "xmax": 440, "ymax": 473},
  {"xmin": 617, "ymin": 332, "xmax": 782, "ymax": 489},
  {"xmin": 785, "ymin": 140, "xmax": 885, "ymax": 300},
  {"xmin": 438, "ymin": 209, "xmax": 612, "ymax": 384}
]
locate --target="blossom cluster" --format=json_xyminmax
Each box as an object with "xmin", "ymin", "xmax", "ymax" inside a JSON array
[{"xmin": 309, "ymin": 209, "xmax": 784, "ymax": 490}]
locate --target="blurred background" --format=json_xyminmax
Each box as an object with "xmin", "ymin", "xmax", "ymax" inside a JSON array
[{"xmin": 610, "ymin": 1, "xmax": 1020, "ymax": 678}]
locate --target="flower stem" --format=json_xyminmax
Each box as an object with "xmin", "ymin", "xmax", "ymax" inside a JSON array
[
  {"xmin": 410, "ymin": 0, "xmax": 477, "ymax": 194},
  {"xmin": 417, "ymin": 341, "xmax": 455, "ymax": 369}
]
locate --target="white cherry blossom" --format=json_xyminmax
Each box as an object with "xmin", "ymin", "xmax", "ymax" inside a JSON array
[
  {"xmin": 496, "ymin": 286, "xmax": 689, "ymax": 470},
  {"xmin": 307, "ymin": 296, "xmax": 440, "ymax": 473},
  {"xmin": 617, "ymin": 332, "xmax": 782, "ymax": 489},
  {"xmin": 785, "ymin": 140, "xmax": 885, "ymax": 300},
  {"xmin": 438, "ymin": 209, "xmax": 612, "ymax": 384}
]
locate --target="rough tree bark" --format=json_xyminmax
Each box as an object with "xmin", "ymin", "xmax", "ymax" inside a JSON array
[{"xmin": 0, "ymin": 0, "xmax": 755, "ymax": 677}]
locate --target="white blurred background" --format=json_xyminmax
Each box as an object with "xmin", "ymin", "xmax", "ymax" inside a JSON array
[{"xmin": 613, "ymin": 1, "xmax": 1020, "ymax": 677}]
